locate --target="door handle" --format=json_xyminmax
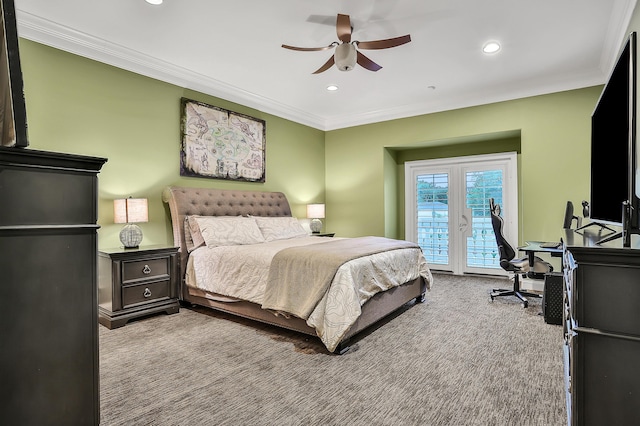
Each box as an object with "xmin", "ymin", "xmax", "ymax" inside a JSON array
[{"xmin": 459, "ymin": 213, "xmax": 470, "ymax": 232}]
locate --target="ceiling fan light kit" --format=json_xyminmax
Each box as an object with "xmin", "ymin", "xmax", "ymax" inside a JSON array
[
  {"xmin": 282, "ymin": 13, "xmax": 411, "ymax": 74},
  {"xmin": 335, "ymin": 43, "xmax": 357, "ymax": 71}
]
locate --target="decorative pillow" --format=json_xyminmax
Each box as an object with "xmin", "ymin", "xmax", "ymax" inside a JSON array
[
  {"xmin": 184, "ymin": 216, "xmax": 206, "ymax": 252},
  {"xmin": 254, "ymin": 216, "xmax": 308, "ymax": 242},
  {"xmin": 193, "ymin": 216, "xmax": 266, "ymax": 247}
]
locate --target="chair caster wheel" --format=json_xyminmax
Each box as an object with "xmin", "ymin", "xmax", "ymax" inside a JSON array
[{"xmin": 521, "ymin": 302, "xmax": 528, "ymax": 308}]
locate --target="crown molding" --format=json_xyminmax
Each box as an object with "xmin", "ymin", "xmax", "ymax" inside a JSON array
[
  {"xmin": 14, "ymin": 7, "xmax": 629, "ymax": 132},
  {"xmin": 15, "ymin": 10, "xmax": 328, "ymax": 130},
  {"xmin": 598, "ymin": 0, "xmax": 637, "ymax": 74},
  {"xmin": 323, "ymin": 74, "xmax": 604, "ymax": 131}
]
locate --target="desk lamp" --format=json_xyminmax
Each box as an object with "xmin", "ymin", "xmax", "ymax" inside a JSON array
[
  {"xmin": 307, "ymin": 203, "xmax": 325, "ymax": 234},
  {"xmin": 114, "ymin": 197, "xmax": 148, "ymax": 248}
]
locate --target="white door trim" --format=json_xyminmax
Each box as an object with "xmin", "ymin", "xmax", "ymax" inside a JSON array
[{"xmin": 405, "ymin": 152, "xmax": 518, "ymax": 275}]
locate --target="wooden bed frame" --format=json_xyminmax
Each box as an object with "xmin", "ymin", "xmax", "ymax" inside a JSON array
[{"xmin": 162, "ymin": 185, "xmax": 427, "ymax": 354}]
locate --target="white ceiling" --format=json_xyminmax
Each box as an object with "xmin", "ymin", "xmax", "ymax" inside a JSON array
[{"xmin": 14, "ymin": 0, "xmax": 637, "ymax": 131}]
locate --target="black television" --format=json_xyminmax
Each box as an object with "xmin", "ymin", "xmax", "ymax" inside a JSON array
[
  {"xmin": 0, "ymin": 0, "xmax": 28, "ymax": 148},
  {"xmin": 588, "ymin": 31, "xmax": 639, "ymax": 246}
]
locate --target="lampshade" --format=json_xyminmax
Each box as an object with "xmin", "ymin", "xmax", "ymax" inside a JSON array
[
  {"xmin": 114, "ymin": 198, "xmax": 148, "ymax": 224},
  {"xmin": 307, "ymin": 203, "xmax": 325, "ymax": 234},
  {"xmin": 306, "ymin": 204, "xmax": 325, "ymax": 219},
  {"xmin": 114, "ymin": 198, "xmax": 148, "ymax": 248}
]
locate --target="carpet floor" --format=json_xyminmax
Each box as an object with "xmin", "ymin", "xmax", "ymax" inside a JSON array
[{"xmin": 99, "ymin": 273, "xmax": 566, "ymax": 426}]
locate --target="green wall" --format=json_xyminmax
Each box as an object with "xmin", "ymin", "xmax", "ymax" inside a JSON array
[
  {"xmin": 18, "ymin": 40, "xmax": 325, "ymax": 249},
  {"xmin": 325, "ymin": 87, "xmax": 601, "ymax": 244},
  {"xmin": 16, "ymin": 35, "xmax": 615, "ymax": 251},
  {"xmin": 393, "ymin": 136, "xmax": 522, "ymax": 240}
]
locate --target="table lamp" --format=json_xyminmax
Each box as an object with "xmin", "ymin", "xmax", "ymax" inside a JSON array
[
  {"xmin": 114, "ymin": 197, "xmax": 148, "ymax": 248},
  {"xmin": 307, "ymin": 203, "xmax": 325, "ymax": 234}
]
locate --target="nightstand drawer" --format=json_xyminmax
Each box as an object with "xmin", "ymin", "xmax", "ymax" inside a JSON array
[
  {"xmin": 122, "ymin": 280, "xmax": 170, "ymax": 308},
  {"xmin": 122, "ymin": 257, "xmax": 169, "ymax": 282}
]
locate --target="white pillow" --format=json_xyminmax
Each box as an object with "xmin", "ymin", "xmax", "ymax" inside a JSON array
[
  {"xmin": 193, "ymin": 216, "xmax": 266, "ymax": 247},
  {"xmin": 254, "ymin": 216, "xmax": 308, "ymax": 242}
]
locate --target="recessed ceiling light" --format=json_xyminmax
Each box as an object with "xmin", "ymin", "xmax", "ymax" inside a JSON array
[
  {"xmin": 326, "ymin": 85, "xmax": 339, "ymax": 91},
  {"xmin": 146, "ymin": 0, "xmax": 163, "ymax": 5},
  {"xmin": 483, "ymin": 41, "xmax": 501, "ymax": 54}
]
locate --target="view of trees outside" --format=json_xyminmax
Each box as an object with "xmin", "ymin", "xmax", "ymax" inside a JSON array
[
  {"xmin": 465, "ymin": 170, "xmax": 502, "ymax": 268},
  {"xmin": 465, "ymin": 170, "xmax": 503, "ymax": 216},
  {"xmin": 416, "ymin": 173, "xmax": 449, "ymax": 265},
  {"xmin": 416, "ymin": 170, "xmax": 503, "ymax": 268}
]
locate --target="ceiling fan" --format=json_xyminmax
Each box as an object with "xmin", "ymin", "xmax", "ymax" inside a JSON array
[{"xmin": 282, "ymin": 13, "xmax": 411, "ymax": 74}]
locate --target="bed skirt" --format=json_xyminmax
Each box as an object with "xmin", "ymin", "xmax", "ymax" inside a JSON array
[{"xmin": 184, "ymin": 276, "xmax": 427, "ymax": 354}]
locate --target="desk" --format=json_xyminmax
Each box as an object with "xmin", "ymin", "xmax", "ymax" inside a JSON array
[{"xmin": 519, "ymin": 241, "xmax": 563, "ymax": 268}]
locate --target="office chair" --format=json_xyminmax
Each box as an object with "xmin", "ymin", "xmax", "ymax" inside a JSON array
[{"xmin": 489, "ymin": 198, "xmax": 551, "ymax": 308}]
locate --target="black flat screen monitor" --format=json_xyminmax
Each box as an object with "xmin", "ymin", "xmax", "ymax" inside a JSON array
[
  {"xmin": 589, "ymin": 32, "xmax": 637, "ymax": 230},
  {"xmin": 563, "ymin": 201, "xmax": 580, "ymax": 229}
]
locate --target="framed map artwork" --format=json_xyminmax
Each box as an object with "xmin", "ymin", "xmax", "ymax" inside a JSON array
[{"xmin": 180, "ymin": 98, "xmax": 266, "ymax": 182}]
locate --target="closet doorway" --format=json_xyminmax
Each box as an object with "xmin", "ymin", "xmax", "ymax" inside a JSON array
[{"xmin": 405, "ymin": 152, "xmax": 518, "ymax": 275}]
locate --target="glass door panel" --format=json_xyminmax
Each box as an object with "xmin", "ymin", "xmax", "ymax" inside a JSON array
[
  {"xmin": 416, "ymin": 172, "xmax": 450, "ymax": 268},
  {"xmin": 463, "ymin": 169, "xmax": 503, "ymax": 273},
  {"xmin": 406, "ymin": 152, "xmax": 517, "ymax": 276}
]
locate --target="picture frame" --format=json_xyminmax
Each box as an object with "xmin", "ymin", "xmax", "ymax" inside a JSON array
[{"xmin": 180, "ymin": 98, "xmax": 265, "ymax": 182}]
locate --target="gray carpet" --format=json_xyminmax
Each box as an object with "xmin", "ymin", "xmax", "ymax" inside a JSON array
[{"xmin": 99, "ymin": 274, "xmax": 566, "ymax": 425}]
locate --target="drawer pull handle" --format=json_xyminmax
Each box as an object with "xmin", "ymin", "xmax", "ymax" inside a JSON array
[
  {"xmin": 142, "ymin": 264, "xmax": 151, "ymax": 275},
  {"xmin": 143, "ymin": 288, "xmax": 152, "ymax": 298}
]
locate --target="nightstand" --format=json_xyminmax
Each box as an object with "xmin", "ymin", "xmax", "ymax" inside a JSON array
[
  {"xmin": 98, "ymin": 245, "xmax": 180, "ymax": 329},
  {"xmin": 312, "ymin": 233, "xmax": 335, "ymax": 237}
]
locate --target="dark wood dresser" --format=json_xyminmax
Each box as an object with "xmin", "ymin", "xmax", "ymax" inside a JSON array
[
  {"xmin": 562, "ymin": 229, "xmax": 640, "ymax": 426},
  {"xmin": 0, "ymin": 147, "xmax": 106, "ymax": 425}
]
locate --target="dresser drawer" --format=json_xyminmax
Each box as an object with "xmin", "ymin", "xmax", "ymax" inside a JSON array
[
  {"xmin": 122, "ymin": 257, "xmax": 169, "ymax": 282},
  {"xmin": 572, "ymin": 330, "xmax": 640, "ymax": 425},
  {"xmin": 0, "ymin": 165, "xmax": 99, "ymax": 226},
  {"xmin": 574, "ymin": 263, "xmax": 640, "ymax": 336},
  {"xmin": 122, "ymin": 280, "xmax": 170, "ymax": 308}
]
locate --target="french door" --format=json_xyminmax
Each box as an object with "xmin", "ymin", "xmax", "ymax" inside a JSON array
[{"xmin": 405, "ymin": 152, "xmax": 518, "ymax": 275}]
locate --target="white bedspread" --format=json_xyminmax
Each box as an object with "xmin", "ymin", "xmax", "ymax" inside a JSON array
[{"xmin": 186, "ymin": 236, "xmax": 432, "ymax": 352}]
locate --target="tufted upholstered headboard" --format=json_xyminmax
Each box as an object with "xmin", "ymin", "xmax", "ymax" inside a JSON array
[{"xmin": 162, "ymin": 186, "xmax": 293, "ymax": 283}]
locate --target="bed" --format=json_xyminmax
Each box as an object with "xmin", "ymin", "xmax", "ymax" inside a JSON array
[{"xmin": 162, "ymin": 186, "xmax": 433, "ymax": 354}]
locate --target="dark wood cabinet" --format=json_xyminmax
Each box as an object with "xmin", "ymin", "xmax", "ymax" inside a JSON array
[
  {"xmin": 98, "ymin": 245, "xmax": 179, "ymax": 329},
  {"xmin": 563, "ymin": 230, "xmax": 640, "ymax": 426},
  {"xmin": 0, "ymin": 147, "xmax": 106, "ymax": 425},
  {"xmin": 312, "ymin": 232, "xmax": 335, "ymax": 237}
]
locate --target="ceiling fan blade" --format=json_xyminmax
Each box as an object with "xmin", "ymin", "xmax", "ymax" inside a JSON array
[
  {"xmin": 336, "ymin": 14, "xmax": 352, "ymax": 43},
  {"xmin": 356, "ymin": 51, "xmax": 382, "ymax": 72},
  {"xmin": 282, "ymin": 44, "xmax": 334, "ymax": 52},
  {"xmin": 356, "ymin": 34, "xmax": 411, "ymax": 50},
  {"xmin": 312, "ymin": 56, "xmax": 336, "ymax": 74},
  {"xmin": 306, "ymin": 14, "xmax": 336, "ymax": 26}
]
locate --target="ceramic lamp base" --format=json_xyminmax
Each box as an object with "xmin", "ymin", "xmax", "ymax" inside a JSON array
[
  {"xmin": 119, "ymin": 223, "xmax": 143, "ymax": 248},
  {"xmin": 310, "ymin": 218, "xmax": 323, "ymax": 233}
]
